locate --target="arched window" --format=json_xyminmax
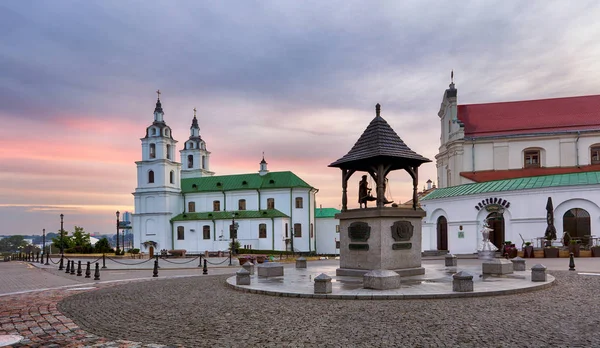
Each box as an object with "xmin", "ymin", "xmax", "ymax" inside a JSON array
[
  {"xmin": 523, "ymin": 148, "xmax": 543, "ymax": 168},
  {"xmin": 591, "ymin": 144, "xmax": 600, "ymax": 164},
  {"xmin": 285, "ymin": 223, "xmax": 289, "ymax": 238},
  {"xmin": 149, "ymin": 143, "xmax": 156, "ymax": 159},
  {"xmin": 259, "ymin": 223, "xmax": 267, "ymax": 238},
  {"xmin": 436, "ymin": 216, "xmax": 448, "ymax": 251},
  {"xmin": 293, "ymin": 223, "xmax": 302, "ymax": 238},
  {"xmin": 191, "ymin": 142, "xmax": 195, "ymax": 149},
  {"xmin": 188, "ymin": 155, "xmax": 193, "ymax": 169},
  {"xmin": 177, "ymin": 226, "xmax": 184, "ymax": 240},
  {"xmin": 188, "ymin": 201, "xmax": 195, "ymax": 213},
  {"xmin": 267, "ymin": 198, "xmax": 275, "ymax": 209},
  {"xmin": 165, "ymin": 129, "xmax": 169, "ymax": 137},
  {"xmin": 238, "ymin": 199, "xmax": 246, "ymax": 210},
  {"xmin": 201, "ymin": 156, "xmax": 206, "ymax": 169},
  {"xmin": 148, "ymin": 170, "xmax": 154, "ymax": 183},
  {"xmin": 152, "ymin": 128, "xmax": 156, "ymax": 135},
  {"xmin": 169, "ymin": 171, "xmax": 174, "ymax": 184},
  {"xmin": 563, "ymin": 208, "xmax": 590, "ymax": 240},
  {"xmin": 166, "ymin": 144, "xmax": 171, "ymax": 159},
  {"xmin": 213, "ymin": 200, "xmax": 220, "ymax": 212},
  {"xmin": 203, "ymin": 225, "xmax": 210, "ymax": 240}
]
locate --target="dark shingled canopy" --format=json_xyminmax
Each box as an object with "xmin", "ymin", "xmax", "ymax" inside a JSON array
[{"xmin": 329, "ymin": 104, "xmax": 431, "ymax": 210}]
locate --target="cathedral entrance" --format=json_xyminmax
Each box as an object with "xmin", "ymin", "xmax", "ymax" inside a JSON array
[
  {"xmin": 486, "ymin": 212, "xmax": 505, "ymax": 249},
  {"xmin": 436, "ymin": 216, "xmax": 448, "ymax": 250},
  {"xmin": 149, "ymin": 246, "xmax": 154, "ymax": 258}
]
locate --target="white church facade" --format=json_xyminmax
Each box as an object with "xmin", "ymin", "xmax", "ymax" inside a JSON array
[
  {"xmin": 421, "ymin": 79, "xmax": 600, "ymax": 254},
  {"xmin": 132, "ymin": 94, "xmax": 339, "ymax": 256}
]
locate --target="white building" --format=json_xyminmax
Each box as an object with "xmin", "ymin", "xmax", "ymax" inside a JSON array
[
  {"xmin": 132, "ymin": 95, "xmax": 326, "ymax": 256},
  {"xmin": 421, "ymin": 78, "xmax": 600, "ymax": 253},
  {"xmin": 315, "ymin": 207, "xmax": 341, "ymax": 255}
]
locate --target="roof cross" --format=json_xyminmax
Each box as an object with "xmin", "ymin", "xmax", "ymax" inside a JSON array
[
  {"xmin": 156, "ymin": 89, "xmax": 161, "ymax": 99},
  {"xmin": 193, "ymin": 107, "xmax": 197, "ymax": 117}
]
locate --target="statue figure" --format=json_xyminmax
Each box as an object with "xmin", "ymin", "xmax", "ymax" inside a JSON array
[
  {"xmin": 478, "ymin": 220, "xmax": 498, "ymax": 252},
  {"xmin": 358, "ymin": 175, "xmax": 376, "ymax": 208}
]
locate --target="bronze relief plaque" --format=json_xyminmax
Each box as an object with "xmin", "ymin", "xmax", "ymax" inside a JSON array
[
  {"xmin": 392, "ymin": 243, "xmax": 412, "ymax": 250},
  {"xmin": 349, "ymin": 243, "xmax": 370, "ymax": 251},
  {"xmin": 391, "ymin": 221, "xmax": 413, "ymax": 242},
  {"xmin": 348, "ymin": 221, "xmax": 370, "ymax": 242}
]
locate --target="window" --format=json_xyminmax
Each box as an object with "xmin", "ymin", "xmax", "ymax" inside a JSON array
[
  {"xmin": 152, "ymin": 128, "xmax": 156, "ymax": 135},
  {"xmin": 165, "ymin": 129, "xmax": 169, "ymax": 137},
  {"xmin": 294, "ymin": 223, "xmax": 302, "ymax": 238},
  {"xmin": 285, "ymin": 223, "xmax": 288, "ymax": 238},
  {"xmin": 166, "ymin": 144, "xmax": 171, "ymax": 159},
  {"xmin": 187, "ymin": 155, "xmax": 193, "ymax": 169},
  {"xmin": 310, "ymin": 223, "xmax": 313, "ymax": 238},
  {"xmin": 238, "ymin": 199, "xmax": 246, "ymax": 210},
  {"xmin": 202, "ymin": 156, "xmax": 206, "ymax": 169},
  {"xmin": 336, "ymin": 225, "xmax": 340, "ymax": 233},
  {"xmin": 148, "ymin": 170, "xmax": 154, "ymax": 183},
  {"xmin": 203, "ymin": 225, "xmax": 210, "ymax": 240},
  {"xmin": 295, "ymin": 197, "xmax": 303, "ymax": 209},
  {"xmin": 524, "ymin": 149, "xmax": 541, "ymax": 168},
  {"xmin": 177, "ymin": 226, "xmax": 184, "ymax": 240},
  {"xmin": 149, "ymin": 143, "xmax": 156, "ymax": 159},
  {"xmin": 267, "ymin": 198, "xmax": 275, "ymax": 209},
  {"xmin": 169, "ymin": 171, "xmax": 174, "ymax": 184},
  {"xmin": 213, "ymin": 200, "xmax": 220, "ymax": 211},
  {"xmin": 591, "ymin": 145, "xmax": 600, "ymax": 164},
  {"xmin": 188, "ymin": 202, "xmax": 196, "ymax": 213},
  {"xmin": 259, "ymin": 223, "xmax": 267, "ymax": 238}
]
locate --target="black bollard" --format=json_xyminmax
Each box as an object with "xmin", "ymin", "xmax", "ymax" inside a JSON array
[
  {"xmin": 65, "ymin": 259, "xmax": 71, "ymax": 273},
  {"xmin": 85, "ymin": 262, "xmax": 91, "ymax": 278},
  {"xmin": 76, "ymin": 261, "xmax": 82, "ymax": 276},
  {"xmin": 45, "ymin": 252, "xmax": 49, "ymax": 266},
  {"xmin": 153, "ymin": 258, "xmax": 159, "ymax": 277},
  {"xmin": 36, "ymin": 253, "xmax": 39, "ymax": 263},
  {"xmin": 102, "ymin": 254, "xmax": 107, "ymax": 269},
  {"xmin": 70, "ymin": 260, "xmax": 75, "ymax": 275},
  {"xmin": 39, "ymin": 253, "xmax": 43, "ymax": 264},
  {"xmin": 569, "ymin": 252, "xmax": 576, "ymax": 271},
  {"xmin": 198, "ymin": 255, "xmax": 202, "ymax": 268},
  {"xmin": 203, "ymin": 259, "xmax": 208, "ymax": 275},
  {"xmin": 94, "ymin": 262, "xmax": 100, "ymax": 280},
  {"xmin": 59, "ymin": 256, "xmax": 64, "ymax": 270}
]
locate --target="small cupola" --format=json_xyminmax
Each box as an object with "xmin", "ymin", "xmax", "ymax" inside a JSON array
[
  {"xmin": 154, "ymin": 89, "xmax": 164, "ymax": 123},
  {"xmin": 426, "ymin": 179, "xmax": 433, "ymax": 190},
  {"xmin": 259, "ymin": 153, "xmax": 269, "ymax": 176}
]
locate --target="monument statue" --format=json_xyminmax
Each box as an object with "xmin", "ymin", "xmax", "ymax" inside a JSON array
[
  {"xmin": 478, "ymin": 220, "xmax": 497, "ymax": 260},
  {"xmin": 358, "ymin": 175, "xmax": 376, "ymax": 208}
]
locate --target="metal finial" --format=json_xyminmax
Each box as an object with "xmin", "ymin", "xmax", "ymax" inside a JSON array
[
  {"xmin": 376, "ymin": 103, "xmax": 381, "ymax": 117},
  {"xmin": 193, "ymin": 107, "xmax": 197, "ymax": 117},
  {"xmin": 156, "ymin": 89, "xmax": 161, "ymax": 99},
  {"xmin": 451, "ymin": 70, "xmax": 454, "ymax": 83}
]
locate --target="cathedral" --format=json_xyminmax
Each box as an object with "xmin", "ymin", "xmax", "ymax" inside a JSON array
[{"xmin": 132, "ymin": 93, "xmax": 339, "ymax": 257}]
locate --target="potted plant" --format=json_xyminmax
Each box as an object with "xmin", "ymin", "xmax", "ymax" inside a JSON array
[
  {"xmin": 569, "ymin": 240, "xmax": 581, "ymax": 257},
  {"xmin": 523, "ymin": 241, "xmax": 534, "ymax": 258},
  {"xmin": 544, "ymin": 245, "xmax": 559, "ymax": 258},
  {"xmin": 591, "ymin": 245, "xmax": 600, "ymax": 257}
]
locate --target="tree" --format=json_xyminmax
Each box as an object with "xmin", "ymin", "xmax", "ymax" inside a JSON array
[
  {"xmin": 94, "ymin": 237, "xmax": 111, "ymax": 253},
  {"xmin": 0, "ymin": 235, "xmax": 28, "ymax": 252},
  {"xmin": 51, "ymin": 230, "xmax": 73, "ymax": 252},
  {"xmin": 71, "ymin": 226, "xmax": 91, "ymax": 247}
]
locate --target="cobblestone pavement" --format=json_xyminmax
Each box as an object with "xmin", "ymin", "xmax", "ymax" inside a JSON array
[{"xmin": 57, "ymin": 271, "xmax": 598, "ymax": 347}]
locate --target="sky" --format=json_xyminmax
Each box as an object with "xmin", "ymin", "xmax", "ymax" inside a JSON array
[{"xmin": 2, "ymin": 1, "xmax": 600, "ymax": 236}]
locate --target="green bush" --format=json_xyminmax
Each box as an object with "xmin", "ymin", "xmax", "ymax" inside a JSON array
[{"xmin": 129, "ymin": 248, "xmax": 140, "ymax": 254}]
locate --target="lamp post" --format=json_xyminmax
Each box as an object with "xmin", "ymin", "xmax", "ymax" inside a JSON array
[
  {"xmin": 116, "ymin": 211, "xmax": 120, "ymax": 255},
  {"xmin": 231, "ymin": 212, "xmax": 237, "ymax": 256},
  {"xmin": 42, "ymin": 228, "xmax": 46, "ymax": 256},
  {"xmin": 60, "ymin": 214, "xmax": 64, "ymax": 257},
  {"xmin": 290, "ymin": 226, "xmax": 294, "ymax": 255}
]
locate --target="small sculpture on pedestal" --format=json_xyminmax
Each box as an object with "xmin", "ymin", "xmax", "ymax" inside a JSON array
[{"xmin": 478, "ymin": 220, "xmax": 498, "ymax": 260}]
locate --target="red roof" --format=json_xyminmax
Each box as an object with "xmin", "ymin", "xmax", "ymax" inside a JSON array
[
  {"xmin": 458, "ymin": 94, "xmax": 600, "ymax": 137},
  {"xmin": 460, "ymin": 164, "xmax": 600, "ymax": 182}
]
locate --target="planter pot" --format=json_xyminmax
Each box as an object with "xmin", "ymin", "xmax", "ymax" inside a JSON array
[
  {"xmin": 533, "ymin": 250, "xmax": 545, "ymax": 258},
  {"xmin": 580, "ymin": 250, "xmax": 592, "ymax": 257},
  {"xmin": 523, "ymin": 246, "xmax": 534, "ymax": 258},
  {"xmin": 544, "ymin": 248, "xmax": 559, "ymax": 258},
  {"xmin": 508, "ymin": 248, "xmax": 518, "ymax": 258},
  {"xmin": 592, "ymin": 246, "xmax": 600, "ymax": 257},
  {"xmin": 255, "ymin": 256, "xmax": 266, "ymax": 264},
  {"xmin": 238, "ymin": 257, "xmax": 249, "ymax": 265},
  {"xmin": 569, "ymin": 244, "xmax": 581, "ymax": 257}
]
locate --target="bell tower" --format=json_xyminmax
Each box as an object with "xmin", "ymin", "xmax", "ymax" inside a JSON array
[
  {"xmin": 180, "ymin": 108, "xmax": 215, "ymax": 179},
  {"xmin": 133, "ymin": 91, "xmax": 183, "ymax": 252}
]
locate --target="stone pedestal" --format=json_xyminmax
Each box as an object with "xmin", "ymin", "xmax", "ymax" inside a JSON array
[
  {"xmin": 452, "ymin": 271, "xmax": 473, "ymax": 292},
  {"xmin": 510, "ymin": 257, "xmax": 526, "ymax": 271},
  {"xmin": 482, "ymin": 259, "xmax": 513, "ymax": 275},
  {"xmin": 236, "ymin": 268, "xmax": 251, "ymax": 285},
  {"xmin": 295, "ymin": 256, "xmax": 307, "ymax": 269},
  {"xmin": 314, "ymin": 273, "xmax": 332, "ymax": 294},
  {"xmin": 242, "ymin": 261, "xmax": 254, "ymax": 275},
  {"xmin": 363, "ymin": 269, "xmax": 401, "ymax": 290},
  {"xmin": 531, "ymin": 264, "xmax": 547, "ymax": 282},
  {"xmin": 257, "ymin": 263, "xmax": 284, "ymax": 277},
  {"xmin": 478, "ymin": 250, "xmax": 495, "ymax": 261},
  {"xmin": 336, "ymin": 208, "xmax": 425, "ymax": 277},
  {"xmin": 445, "ymin": 254, "xmax": 457, "ymax": 267}
]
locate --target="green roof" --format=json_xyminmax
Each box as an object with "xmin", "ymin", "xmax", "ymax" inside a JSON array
[
  {"xmin": 422, "ymin": 171, "xmax": 600, "ymax": 200},
  {"xmin": 181, "ymin": 171, "xmax": 314, "ymax": 193},
  {"xmin": 315, "ymin": 207, "xmax": 341, "ymax": 218},
  {"xmin": 171, "ymin": 209, "xmax": 289, "ymax": 222}
]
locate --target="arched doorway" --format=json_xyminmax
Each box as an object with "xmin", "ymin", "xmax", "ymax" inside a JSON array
[
  {"xmin": 436, "ymin": 216, "xmax": 448, "ymax": 250},
  {"xmin": 486, "ymin": 212, "xmax": 505, "ymax": 249},
  {"xmin": 563, "ymin": 208, "xmax": 591, "ymax": 242},
  {"xmin": 149, "ymin": 246, "xmax": 154, "ymax": 258}
]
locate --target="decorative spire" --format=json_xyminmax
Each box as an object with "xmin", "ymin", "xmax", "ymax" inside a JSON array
[
  {"xmin": 259, "ymin": 152, "xmax": 268, "ymax": 175},
  {"xmin": 154, "ymin": 89, "xmax": 163, "ymax": 114},
  {"xmin": 375, "ymin": 103, "xmax": 381, "ymax": 117},
  {"xmin": 260, "ymin": 152, "xmax": 267, "ymax": 164},
  {"xmin": 191, "ymin": 108, "xmax": 199, "ymax": 129},
  {"xmin": 449, "ymin": 70, "xmax": 456, "ymax": 90}
]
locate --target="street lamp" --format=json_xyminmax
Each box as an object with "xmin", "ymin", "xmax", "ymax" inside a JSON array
[
  {"xmin": 116, "ymin": 211, "xmax": 120, "ymax": 255},
  {"xmin": 230, "ymin": 212, "xmax": 238, "ymax": 256},
  {"xmin": 290, "ymin": 226, "xmax": 294, "ymax": 255},
  {"xmin": 42, "ymin": 228, "xmax": 46, "ymax": 255},
  {"xmin": 60, "ymin": 214, "xmax": 64, "ymax": 256}
]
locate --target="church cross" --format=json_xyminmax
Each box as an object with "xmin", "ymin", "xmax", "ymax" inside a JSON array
[
  {"xmin": 156, "ymin": 89, "xmax": 161, "ymax": 99},
  {"xmin": 193, "ymin": 107, "xmax": 197, "ymax": 117}
]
